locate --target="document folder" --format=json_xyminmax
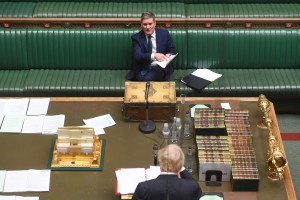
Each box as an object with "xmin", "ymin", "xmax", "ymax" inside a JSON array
[
  {"xmin": 181, "ymin": 69, "xmax": 222, "ymax": 91},
  {"xmin": 181, "ymin": 74, "xmax": 212, "ymax": 91}
]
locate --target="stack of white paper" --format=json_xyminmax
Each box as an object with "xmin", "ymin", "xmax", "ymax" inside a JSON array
[
  {"xmin": 192, "ymin": 69, "xmax": 222, "ymax": 82},
  {"xmin": 0, "ymin": 114, "xmax": 25, "ymax": 133},
  {"xmin": 1, "ymin": 169, "xmax": 51, "ymax": 193},
  {"xmin": 0, "ymin": 98, "xmax": 54, "ymax": 134},
  {"xmin": 27, "ymin": 98, "xmax": 50, "ymax": 116},
  {"xmin": 115, "ymin": 166, "xmax": 160, "ymax": 195},
  {"xmin": 0, "ymin": 196, "xmax": 39, "ymax": 200}
]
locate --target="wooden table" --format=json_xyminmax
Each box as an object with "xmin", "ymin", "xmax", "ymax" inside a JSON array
[{"xmin": 0, "ymin": 97, "xmax": 296, "ymax": 200}]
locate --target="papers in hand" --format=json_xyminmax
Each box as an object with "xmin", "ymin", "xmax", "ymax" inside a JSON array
[
  {"xmin": 154, "ymin": 53, "xmax": 178, "ymax": 69},
  {"xmin": 115, "ymin": 166, "xmax": 160, "ymax": 195},
  {"xmin": 181, "ymin": 69, "xmax": 222, "ymax": 91}
]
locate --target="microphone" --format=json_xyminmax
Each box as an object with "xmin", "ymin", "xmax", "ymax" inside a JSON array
[
  {"xmin": 139, "ymin": 81, "xmax": 155, "ymax": 133},
  {"xmin": 153, "ymin": 143, "xmax": 159, "ymax": 166},
  {"xmin": 145, "ymin": 81, "xmax": 150, "ymax": 101}
]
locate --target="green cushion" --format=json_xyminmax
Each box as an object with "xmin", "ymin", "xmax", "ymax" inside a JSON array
[
  {"xmin": 187, "ymin": 28, "xmax": 300, "ymax": 69},
  {"xmin": 173, "ymin": 69, "xmax": 300, "ymax": 98},
  {"xmin": 33, "ymin": 2, "xmax": 185, "ymax": 18},
  {"xmin": 27, "ymin": 28, "xmax": 136, "ymax": 70},
  {"xmin": 0, "ymin": 29, "xmax": 28, "ymax": 70},
  {"xmin": 0, "ymin": 0, "xmax": 298, "ymax": 2},
  {"xmin": 25, "ymin": 69, "xmax": 127, "ymax": 96},
  {"xmin": 0, "ymin": 2, "xmax": 35, "ymax": 17},
  {"xmin": 0, "ymin": 70, "xmax": 28, "ymax": 96},
  {"xmin": 186, "ymin": 4, "xmax": 300, "ymax": 18}
]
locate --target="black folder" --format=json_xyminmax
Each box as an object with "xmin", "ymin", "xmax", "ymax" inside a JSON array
[{"xmin": 181, "ymin": 74, "xmax": 212, "ymax": 91}]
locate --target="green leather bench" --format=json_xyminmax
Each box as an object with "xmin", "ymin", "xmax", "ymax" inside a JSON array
[
  {"xmin": 1, "ymin": 27, "xmax": 300, "ymax": 108},
  {"xmin": 1, "ymin": 1, "xmax": 300, "ymax": 18}
]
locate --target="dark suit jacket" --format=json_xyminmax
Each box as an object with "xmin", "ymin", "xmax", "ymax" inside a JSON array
[
  {"xmin": 131, "ymin": 170, "xmax": 202, "ymax": 200},
  {"xmin": 126, "ymin": 28, "xmax": 176, "ymax": 81}
]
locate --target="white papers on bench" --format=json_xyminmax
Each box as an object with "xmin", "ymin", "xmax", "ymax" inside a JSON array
[{"xmin": 181, "ymin": 69, "xmax": 222, "ymax": 91}]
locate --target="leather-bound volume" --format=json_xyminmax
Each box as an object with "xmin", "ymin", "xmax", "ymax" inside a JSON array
[{"xmin": 123, "ymin": 82, "xmax": 176, "ymax": 122}]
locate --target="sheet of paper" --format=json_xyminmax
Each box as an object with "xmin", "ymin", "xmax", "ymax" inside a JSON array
[
  {"xmin": 0, "ymin": 99, "xmax": 9, "ymax": 114},
  {"xmin": 3, "ymin": 170, "xmax": 50, "ymax": 192},
  {"xmin": 146, "ymin": 166, "xmax": 161, "ymax": 180},
  {"xmin": 27, "ymin": 98, "xmax": 50, "ymax": 116},
  {"xmin": 200, "ymin": 194, "xmax": 223, "ymax": 200},
  {"xmin": 0, "ymin": 196, "xmax": 15, "ymax": 200},
  {"xmin": 190, "ymin": 104, "xmax": 210, "ymax": 118},
  {"xmin": 3, "ymin": 98, "xmax": 29, "ymax": 115},
  {"xmin": 79, "ymin": 125, "xmax": 105, "ymax": 135},
  {"xmin": 221, "ymin": 103, "xmax": 231, "ymax": 110},
  {"xmin": 83, "ymin": 114, "xmax": 116, "ymax": 135},
  {"xmin": 116, "ymin": 168, "xmax": 146, "ymax": 194},
  {"xmin": 192, "ymin": 69, "xmax": 222, "ymax": 82},
  {"xmin": 0, "ymin": 114, "xmax": 25, "ymax": 133},
  {"xmin": 0, "ymin": 171, "xmax": 6, "ymax": 192},
  {"xmin": 0, "ymin": 196, "xmax": 39, "ymax": 200},
  {"xmin": 26, "ymin": 170, "xmax": 51, "ymax": 192},
  {"xmin": 22, "ymin": 115, "xmax": 45, "ymax": 134},
  {"xmin": 42, "ymin": 115, "xmax": 65, "ymax": 134},
  {"xmin": 154, "ymin": 53, "xmax": 178, "ymax": 68},
  {"xmin": 0, "ymin": 114, "xmax": 4, "ymax": 127},
  {"xmin": 16, "ymin": 197, "xmax": 39, "ymax": 200}
]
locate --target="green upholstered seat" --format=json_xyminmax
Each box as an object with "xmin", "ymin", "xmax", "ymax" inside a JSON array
[
  {"xmin": 173, "ymin": 69, "xmax": 300, "ymax": 98},
  {"xmin": 0, "ymin": 0, "xmax": 298, "ymax": 2},
  {"xmin": 2, "ymin": 1, "xmax": 300, "ymax": 19},
  {"xmin": 0, "ymin": 29, "xmax": 28, "ymax": 70},
  {"xmin": 25, "ymin": 69, "xmax": 127, "ymax": 97},
  {"xmin": 0, "ymin": 2, "xmax": 35, "ymax": 17},
  {"xmin": 26, "ymin": 28, "xmax": 136, "ymax": 70},
  {"xmin": 0, "ymin": 70, "xmax": 28, "ymax": 96},
  {"xmin": 0, "ymin": 27, "xmax": 300, "ymax": 102},
  {"xmin": 33, "ymin": 2, "xmax": 185, "ymax": 18},
  {"xmin": 186, "ymin": 28, "xmax": 300, "ymax": 69},
  {"xmin": 186, "ymin": 4, "xmax": 300, "ymax": 18}
]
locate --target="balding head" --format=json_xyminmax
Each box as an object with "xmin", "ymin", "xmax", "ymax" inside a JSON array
[{"xmin": 158, "ymin": 144, "xmax": 185, "ymax": 173}]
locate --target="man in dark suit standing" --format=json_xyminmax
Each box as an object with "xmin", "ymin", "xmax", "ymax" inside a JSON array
[
  {"xmin": 126, "ymin": 11, "xmax": 177, "ymax": 81},
  {"xmin": 132, "ymin": 144, "xmax": 202, "ymax": 200}
]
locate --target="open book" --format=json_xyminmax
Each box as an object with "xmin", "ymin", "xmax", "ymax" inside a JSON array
[
  {"xmin": 154, "ymin": 53, "xmax": 178, "ymax": 69},
  {"xmin": 181, "ymin": 69, "xmax": 222, "ymax": 91},
  {"xmin": 115, "ymin": 166, "xmax": 160, "ymax": 195}
]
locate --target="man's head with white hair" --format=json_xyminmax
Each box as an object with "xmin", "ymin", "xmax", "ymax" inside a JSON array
[{"xmin": 158, "ymin": 144, "xmax": 185, "ymax": 173}]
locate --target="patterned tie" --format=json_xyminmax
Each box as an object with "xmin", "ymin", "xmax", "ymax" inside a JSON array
[{"xmin": 147, "ymin": 35, "xmax": 152, "ymax": 53}]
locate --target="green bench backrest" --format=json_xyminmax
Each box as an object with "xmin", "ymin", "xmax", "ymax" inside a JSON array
[
  {"xmin": 1, "ymin": 28, "xmax": 300, "ymax": 71},
  {"xmin": 0, "ymin": 0, "xmax": 298, "ymax": 2},
  {"xmin": 1, "ymin": 2, "xmax": 299, "ymax": 18},
  {"xmin": 26, "ymin": 28, "xmax": 187, "ymax": 70},
  {"xmin": 186, "ymin": 4, "xmax": 300, "ymax": 18},
  {"xmin": 33, "ymin": 2, "xmax": 185, "ymax": 18},
  {"xmin": 0, "ymin": 29, "xmax": 28, "ymax": 70},
  {"xmin": 187, "ymin": 28, "xmax": 300, "ymax": 69},
  {"xmin": 27, "ymin": 28, "xmax": 136, "ymax": 70}
]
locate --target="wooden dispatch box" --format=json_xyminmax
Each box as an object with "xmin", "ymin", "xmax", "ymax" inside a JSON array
[{"xmin": 123, "ymin": 82, "xmax": 177, "ymax": 122}]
